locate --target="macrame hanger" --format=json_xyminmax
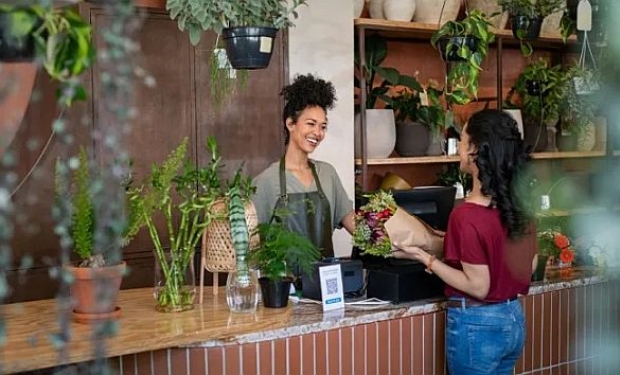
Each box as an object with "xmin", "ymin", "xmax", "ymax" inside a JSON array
[{"xmin": 577, "ymin": 0, "xmax": 597, "ymax": 70}]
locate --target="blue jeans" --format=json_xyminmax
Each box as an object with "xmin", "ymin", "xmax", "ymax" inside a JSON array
[{"xmin": 446, "ymin": 298, "xmax": 525, "ymax": 375}]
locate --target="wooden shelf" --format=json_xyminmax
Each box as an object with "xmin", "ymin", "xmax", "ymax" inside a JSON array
[
  {"xmin": 354, "ymin": 18, "xmax": 576, "ymax": 47},
  {"xmin": 355, "ymin": 151, "xmax": 605, "ymax": 166},
  {"xmin": 536, "ymin": 205, "xmax": 620, "ymax": 218},
  {"xmin": 355, "ymin": 155, "xmax": 459, "ymax": 165},
  {"xmin": 531, "ymin": 151, "xmax": 606, "ymax": 160}
]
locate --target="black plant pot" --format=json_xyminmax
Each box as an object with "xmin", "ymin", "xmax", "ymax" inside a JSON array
[
  {"xmin": 437, "ymin": 36, "xmax": 478, "ymax": 62},
  {"xmin": 259, "ymin": 277, "xmax": 292, "ymax": 308},
  {"xmin": 511, "ymin": 15, "xmax": 543, "ymax": 40},
  {"xmin": 532, "ymin": 255, "xmax": 549, "ymax": 282},
  {"xmin": 526, "ymin": 80, "xmax": 544, "ymax": 96},
  {"xmin": 0, "ymin": 12, "xmax": 37, "ymax": 62},
  {"xmin": 221, "ymin": 26, "xmax": 278, "ymax": 70}
]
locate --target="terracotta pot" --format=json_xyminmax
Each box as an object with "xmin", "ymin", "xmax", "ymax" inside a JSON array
[{"xmin": 65, "ymin": 261, "xmax": 126, "ymax": 315}]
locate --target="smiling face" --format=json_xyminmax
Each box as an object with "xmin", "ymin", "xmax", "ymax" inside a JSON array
[{"xmin": 286, "ymin": 105, "xmax": 328, "ymax": 154}]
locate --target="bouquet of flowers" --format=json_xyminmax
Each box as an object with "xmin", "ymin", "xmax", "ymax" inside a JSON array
[
  {"xmin": 353, "ymin": 190, "xmax": 443, "ymax": 257},
  {"xmin": 353, "ymin": 191, "xmax": 397, "ymax": 256},
  {"xmin": 537, "ymin": 230, "xmax": 575, "ymax": 265}
]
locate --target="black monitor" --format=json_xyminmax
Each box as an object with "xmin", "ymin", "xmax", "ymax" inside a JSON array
[{"xmin": 352, "ymin": 186, "xmax": 457, "ymax": 269}]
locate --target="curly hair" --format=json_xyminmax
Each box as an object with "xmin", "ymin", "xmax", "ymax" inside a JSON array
[
  {"xmin": 280, "ymin": 74, "xmax": 336, "ymax": 144},
  {"xmin": 466, "ymin": 109, "xmax": 533, "ymax": 239}
]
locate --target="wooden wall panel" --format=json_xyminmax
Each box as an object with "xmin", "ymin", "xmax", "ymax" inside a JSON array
[{"xmin": 6, "ymin": 5, "xmax": 286, "ymax": 303}]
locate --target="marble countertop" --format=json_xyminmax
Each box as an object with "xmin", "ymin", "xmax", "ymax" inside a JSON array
[{"xmin": 0, "ymin": 267, "xmax": 607, "ymax": 374}]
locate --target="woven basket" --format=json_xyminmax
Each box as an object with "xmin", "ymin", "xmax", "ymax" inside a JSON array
[{"xmin": 202, "ymin": 199, "xmax": 259, "ymax": 273}]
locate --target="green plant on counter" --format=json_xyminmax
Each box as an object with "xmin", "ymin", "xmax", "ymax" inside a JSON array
[
  {"xmin": 248, "ymin": 220, "xmax": 320, "ymax": 282},
  {"xmin": 127, "ymin": 137, "xmax": 222, "ymax": 312},
  {"xmin": 430, "ymin": 10, "xmax": 495, "ymax": 105},
  {"xmin": 0, "ymin": 4, "xmax": 95, "ymax": 107},
  {"xmin": 55, "ymin": 148, "xmax": 139, "ymax": 268}
]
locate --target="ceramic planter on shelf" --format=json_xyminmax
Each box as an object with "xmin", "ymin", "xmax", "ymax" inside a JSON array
[
  {"xmin": 383, "ymin": 0, "xmax": 416, "ymax": 22},
  {"xmin": 467, "ymin": 0, "xmax": 508, "ymax": 29},
  {"xmin": 354, "ymin": 109, "xmax": 396, "ymax": 159},
  {"xmin": 511, "ymin": 15, "xmax": 543, "ymax": 40},
  {"xmin": 0, "ymin": 9, "xmax": 38, "ymax": 62},
  {"xmin": 368, "ymin": 0, "xmax": 386, "ymax": 19},
  {"xmin": 354, "ymin": 0, "xmax": 365, "ymax": 17},
  {"xmin": 413, "ymin": 0, "xmax": 460, "ymax": 25},
  {"xmin": 437, "ymin": 36, "xmax": 478, "ymax": 62},
  {"xmin": 395, "ymin": 121, "xmax": 429, "ymax": 157}
]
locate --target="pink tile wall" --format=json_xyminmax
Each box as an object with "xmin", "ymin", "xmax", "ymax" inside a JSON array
[{"xmin": 111, "ymin": 281, "xmax": 618, "ymax": 375}]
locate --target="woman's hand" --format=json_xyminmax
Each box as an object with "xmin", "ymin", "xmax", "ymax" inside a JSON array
[{"xmin": 391, "ymin": 242, "xmax": 433, "ymax": 265}]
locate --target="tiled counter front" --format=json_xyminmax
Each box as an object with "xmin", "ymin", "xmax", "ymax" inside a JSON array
[{"xmin": 9, "ymin": 272, "xmax": 620, "ymax": 375}]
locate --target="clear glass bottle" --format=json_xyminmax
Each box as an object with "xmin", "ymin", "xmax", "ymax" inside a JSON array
[{"xmin": 226, "ymin": 269, "xmax": 259, "ymax": 313}]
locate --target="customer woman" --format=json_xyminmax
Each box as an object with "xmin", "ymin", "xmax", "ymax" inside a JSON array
[
  {"xmin": 392, "ymin": 109, "xmax": 537, "ymax": 375},
  {"xmin": 251, "ymin": 74, "xmax": 355, "ymax": 259}
]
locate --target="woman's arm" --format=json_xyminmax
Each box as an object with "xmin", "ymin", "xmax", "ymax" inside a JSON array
[
  {"xmin": 341, "ymin": 209, "xmax": 355, "ymax": 235},
  {"xmin": 392, "ymin": 245, "xmax": 490, "ymax": 300}
]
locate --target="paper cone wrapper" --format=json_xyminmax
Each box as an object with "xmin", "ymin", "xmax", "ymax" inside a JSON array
[{"xmin": 384, "ymin": 207, "xmax": 443, "ymax": 250}]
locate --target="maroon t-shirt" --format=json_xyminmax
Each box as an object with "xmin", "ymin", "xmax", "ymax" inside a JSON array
[{"xmin": 443, "ymin": 202, "xmax": 537, "ymax": 302}]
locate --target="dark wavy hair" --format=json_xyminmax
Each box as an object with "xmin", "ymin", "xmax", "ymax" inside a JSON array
[
  {"xmin": 466, "ymin": 109, "xmax": 532, "ymax": 239},
  {"xmin": 280, "ymin": 74, "xmax": 336, "ymax": 144}
]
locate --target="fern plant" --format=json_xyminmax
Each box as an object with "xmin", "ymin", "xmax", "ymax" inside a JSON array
[
  {"xmin": 248, "ymin": 221, "xmax": 320, "ymax": 282},
  {"xmin": 55, "ymin": 148, "xmax": 138, "ymax": 267}
]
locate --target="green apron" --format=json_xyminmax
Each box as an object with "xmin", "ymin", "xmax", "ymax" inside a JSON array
[{"xmin": 270, "ymin": 158, "xmax": 334, "ymax": 263}]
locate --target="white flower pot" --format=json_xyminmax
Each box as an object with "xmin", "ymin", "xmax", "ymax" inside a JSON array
[
  {"xmin": 368, "ymin": 0, "xmax": 386, "ymax": 19},
  {"xmin": 467, "ymin": 0, "xmax": 508, "ymax": 29},
  {"xmin": 354, "ymin": 0, "xmax": 365, "ymax": 18},
  {"xmin": 413, "ymin": 0, "xmax": 460, "ymax": 25},
  {"xmin": 383, "ymin": 0, "xmax": 416, "ymax": 22},
  {"xmin": 354, "ymin": 109, "xmax": 396, "ymax": 159}
]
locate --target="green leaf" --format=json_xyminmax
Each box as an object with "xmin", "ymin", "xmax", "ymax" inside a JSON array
[{"xmin": 189, "ymin": 25, "xmax": 202, "ymax": 46}]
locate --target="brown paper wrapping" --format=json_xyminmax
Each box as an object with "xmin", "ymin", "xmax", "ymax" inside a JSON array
[{"xmin": 384, "ymin": 207, "xmax": 444, "ymax": 251}]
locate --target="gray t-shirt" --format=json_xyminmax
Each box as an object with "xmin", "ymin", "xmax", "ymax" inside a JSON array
[{"xmin": 251, "ymin": 160, "xmax": 353, "ymax": 230}]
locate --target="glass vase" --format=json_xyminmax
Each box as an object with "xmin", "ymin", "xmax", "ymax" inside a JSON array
[
  {"xmin": 154, "ymin": 253, "xmax": 196, "ymax": 313},
  {"xmin": 226, "ymin": 268, "xmax": 259, "ymax": 313}
]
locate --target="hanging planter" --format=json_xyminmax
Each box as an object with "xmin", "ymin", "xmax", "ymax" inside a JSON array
[
  {"xmin": 436, "ymin": 36, "xmax": 479, "ymax": 62},
  {"xmin": 511, "ymin": 15, "xmax": 543, "ymax": 40},
  {"xmin": 0, "ymin": 7, "xmax": 40, "ymax": 62},
  {"xmin": 221, "ymin": 26, "xmax": 277, "ymax": 70}
]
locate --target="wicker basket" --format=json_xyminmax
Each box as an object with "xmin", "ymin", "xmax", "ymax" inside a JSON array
[{"xmin": 202, "ymin": 199, "xmax": 259, "ymax": 273}]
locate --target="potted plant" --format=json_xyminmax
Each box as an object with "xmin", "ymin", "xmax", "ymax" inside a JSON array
[
  {"xmin": 248, "ymin": 221, "xmax": 320, "ymax": 308},
  {"xmin": 0, "ymin": 5, "xmax": 40, "ymax": 62},
  {"xmin": 166, "ymin": 0, "xmax": 307, "ymax": 69},
  {"xmin": 506, "ymin": 58, "xmax": 566, "ymax": 150},
  {"xmin": 0, "ymin": 4, "xmax": 95, "ymax": 107},
  {"xmin": 381, "ymin": 77, "xmax": 446, "ymax": 157},
  {"xmin": 498, "ymin": 0, "xmax": 564, "ymax": 55},
  {"xmin": 559, "ymin": 64, "xmax": 600, "ymax": 151},
  {"xmin": 56, "ymin": 148, "xmax": 138, "ymax": 323},
  {"xmin": 353, "ymin": 34, "xmax": 430, "ymax": 159},
  {"xmin": 430, "ymin": 10, "xmax": 496, "ymax": 105},
  {"xmin": 127, "ymin": 137, "xmax": 222, "ymax": 312}
]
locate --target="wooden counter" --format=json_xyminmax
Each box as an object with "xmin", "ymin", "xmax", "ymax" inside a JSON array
[{"xmin": 2, "ymin": 268, "xmax": 618, "ymax": 374}]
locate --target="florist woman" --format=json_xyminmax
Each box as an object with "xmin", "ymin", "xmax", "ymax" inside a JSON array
[
  {"xmin": 393, "ymin": 109, "xmax": 538, "ymax": 375},
  {"xmin": 251, "ymin": 74, "xmax": 355, "ymax": 261}
]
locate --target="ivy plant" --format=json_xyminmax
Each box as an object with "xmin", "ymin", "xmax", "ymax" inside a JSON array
[{"xmin": 431, "ymin": 10, "xmax": 495, "ymax": 105}]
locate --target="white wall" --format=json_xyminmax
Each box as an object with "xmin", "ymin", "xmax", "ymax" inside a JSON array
[{"xmin": 288, "ymin": 0, "xmax": 355, "ymax": 257}]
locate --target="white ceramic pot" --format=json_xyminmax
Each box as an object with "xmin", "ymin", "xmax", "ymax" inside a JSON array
[
  {"xmin": 467, "ymin": 0, "xmax": 509, "ymax": 29},
  {"xmin": 354, "ymin": 109, "xmax": 396, "ymax": 159},
  {"xmin": 368, "ymin": 0, "xmax": 386, "ymax": 19},
  {"xmin": 576, "ymin": 121, "xmax": 596, "ymax": 152},
  {"xmin": 413, "ymin": 0, "xmax": 460, "ymax": 25},
  {"xmin": 541, "ymin": 10, "xmax": 564, "ymax": 37},
  {"xmin": 503, "ymin": 109, "xmax": 524, "ymax": 139},
  {"xmin": 383, "ymin": 0, "xmax": 416, "ymax": 22},
  {"xmin": 354, "ymin": 0, "xmax": 365, "ymax": 18}
]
